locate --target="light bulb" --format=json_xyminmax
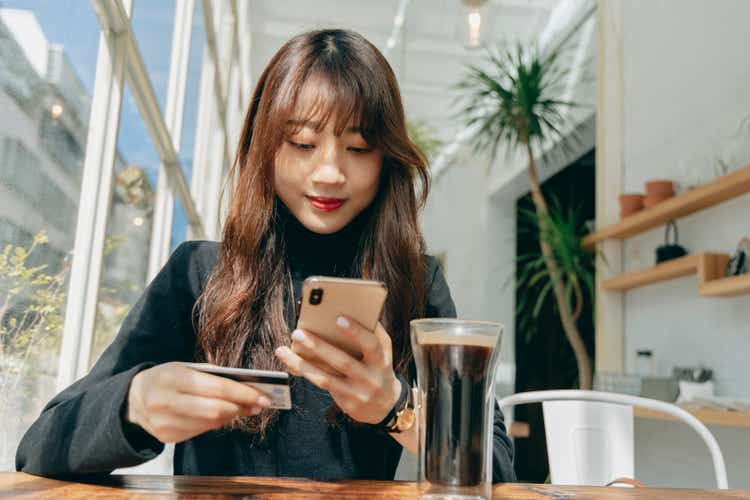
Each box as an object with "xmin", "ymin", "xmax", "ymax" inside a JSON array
[
  {"xmin": 51, "ymin": 103, "xmax": 64, "ymax": 118},
  {"xmin": 467, "ymin": 11, "xmax": 482, "ymax": 48}
]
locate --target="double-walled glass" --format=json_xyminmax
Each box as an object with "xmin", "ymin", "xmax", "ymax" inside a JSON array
[{"xmin": 411, "ymin": 319, "xmax": 503, "ymax": 500}]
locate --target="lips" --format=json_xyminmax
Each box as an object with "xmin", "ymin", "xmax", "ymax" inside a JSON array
[{"xmin": 307, "ymin": 196, "xmax": 346, "ymax": 212}]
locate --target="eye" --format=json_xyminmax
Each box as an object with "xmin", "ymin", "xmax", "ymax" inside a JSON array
[
  {"xmin": 348, "ymin": 146, "xmax": 373, "ymax": 154},
  {"xmin": 288, "ymin": 140, "xmax": 314, "ymax": 151}
]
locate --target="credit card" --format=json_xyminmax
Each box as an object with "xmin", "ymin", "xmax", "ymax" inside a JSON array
[{"xmin": 179, "ymin": 362, "xmax": 291, "ymax": 410}]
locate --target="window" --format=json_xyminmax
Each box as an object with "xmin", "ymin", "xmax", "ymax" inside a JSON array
[
  {"xmin": 131, "ymin": 0, "xmax": 177, "ymax": 114},
  {"xmin": 172, "ymin": 0, "xmax": 207, "ymax": 250},
  {"xmin": 1, "ymin": 0, "xmax": 244, "ymax": 472},
  {"xmin": 88, "ymin": 86, "xmax": 160, "ymax": 366},
  {"xmin": 179, "ymin": 0, "xmax": 206, "ymax": 184},
  {"xmin": 0, "ymin": 1, "xmax": 99, "ymax": 470}
]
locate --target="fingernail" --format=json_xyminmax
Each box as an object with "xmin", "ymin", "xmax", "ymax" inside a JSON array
[
  {"xmin": 274, "ymin": 347, "xmax": 284, "ymax": 357},
  {"xmin": 336, "ymin": 316, "xmax": 350, "ymax": 328},
  {"xmin": 291, "ymin": 329, "xmax": 307, "ymax": 342},
  {"xmin": 251, "ymin": 407, "xmax": 262, "ymax": 415},
  {"xmin": 258, "ymin": 396, "xmax": 272, "ymax": 407}
]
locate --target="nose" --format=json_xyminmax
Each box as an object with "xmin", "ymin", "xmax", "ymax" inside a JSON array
[{"xmin": 310, "ymin": 145, "xmax": 345, "ymax": 185}]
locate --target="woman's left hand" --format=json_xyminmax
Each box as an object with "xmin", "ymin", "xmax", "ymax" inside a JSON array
[{"xmin": 274, "ymin": 316, "xmax": 401, "ymax": 425}]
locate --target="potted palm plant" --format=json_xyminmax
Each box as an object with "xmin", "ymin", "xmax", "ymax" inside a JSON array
[{"xmin": 456, "ymin": 45, "xmax": 594, "ymax": 389}]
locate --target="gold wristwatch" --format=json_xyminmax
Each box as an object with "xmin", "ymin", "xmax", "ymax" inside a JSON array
[{"xmin": 383, "ymin": 376, "xmax": 415, "ymax": 433}]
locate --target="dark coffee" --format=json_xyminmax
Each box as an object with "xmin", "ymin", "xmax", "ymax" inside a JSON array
[{"xmin": 418, "ymin": 334, "xmax": 495, "ymax": 487}]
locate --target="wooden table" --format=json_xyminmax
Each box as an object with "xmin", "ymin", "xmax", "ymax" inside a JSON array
[{"xmin": 2, "ymin": 473, "xmax": 749, "ymax": 499}]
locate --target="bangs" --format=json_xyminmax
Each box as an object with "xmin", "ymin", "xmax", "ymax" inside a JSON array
[{"xmin": 281, "ymin": 70, "xmax": 380, "ymax": 143}]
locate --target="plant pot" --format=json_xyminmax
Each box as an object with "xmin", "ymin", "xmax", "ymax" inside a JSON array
[
  {"xmin": 645, "ymin": 179, "xmax": 675, "ymax": 197},
  {"xmin": 619, "ymin": 194, "xmax": 644, "ymax": 218},
  {"xmin": 644, "ymin": 193, "xmax": 673, "ymax": 208}
]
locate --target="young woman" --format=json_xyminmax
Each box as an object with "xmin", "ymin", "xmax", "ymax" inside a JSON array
[{"xmin": 16, "ymin": 29, "xmax": 515, "ymax": 482}]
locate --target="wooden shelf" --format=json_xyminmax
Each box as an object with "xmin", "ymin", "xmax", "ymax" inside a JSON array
[
  {"xmin": 583, "ymin": 164, "xmax": 750, "ymax": 250},
  {"xmin": 513, "ymin": 407, "xmax": 750, "ymax": 437},
  {"xmin": 602, "ymin": 253, "xmax": 728, "ymax": 292},
  {"xmin": 699, "ymin": 273, "xmax": 750, "ymax": 297},
  {"xmin": 634, "ymin": 406, "xmax": 750, "ymax": 428}
]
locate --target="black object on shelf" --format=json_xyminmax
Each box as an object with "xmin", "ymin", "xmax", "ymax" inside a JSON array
[
  {"xmin": 656, "ymin": 221, "xmax": 688, "ymax": 264},
  {"xmin": 725, "ymin": 237, "xmax": 750, "ymax": 277},
  {"xmin": 673, "ymin": 366, "xmax": 713, "ymax": 383}
]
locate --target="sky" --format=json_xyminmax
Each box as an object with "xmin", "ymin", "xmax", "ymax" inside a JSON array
[{"xmin": 1, "ymin": 0, "xmax": 206, "ymax": 248}]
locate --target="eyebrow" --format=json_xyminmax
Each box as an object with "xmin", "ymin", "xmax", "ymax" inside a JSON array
[{"xmin": 286, "ymin": 119, "xmax": 361, "ymax": 134}]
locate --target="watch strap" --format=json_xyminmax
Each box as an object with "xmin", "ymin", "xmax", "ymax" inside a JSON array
[{"xmin": 376, "ymin": 374, "xmax": 408, "ymax": 432}]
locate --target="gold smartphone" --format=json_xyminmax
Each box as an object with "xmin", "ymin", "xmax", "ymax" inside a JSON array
[{"xmin": 296, "ymin": 276, "xmax": 388, "ymax": 360}]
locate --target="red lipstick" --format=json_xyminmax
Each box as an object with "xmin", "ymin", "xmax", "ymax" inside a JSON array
[{"xmin": 307, "ymin": 196, "xmax": 345, "ymax": 212}]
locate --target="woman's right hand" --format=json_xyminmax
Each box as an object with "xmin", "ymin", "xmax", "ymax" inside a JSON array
[{"xmin": 125, "ymin": 362, "xmax": 272, "ymax": 443}]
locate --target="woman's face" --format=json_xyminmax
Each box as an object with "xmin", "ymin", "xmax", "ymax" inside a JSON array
[{"xmin": 274, "ymin": 89, "xmax": 384, "ymax": 235}]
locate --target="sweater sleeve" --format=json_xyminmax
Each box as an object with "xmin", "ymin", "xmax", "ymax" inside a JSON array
[
  {"xmin": 423, "ymin": 256, "xmax": 516, "ymax": 483},
  {"xmin": 15, "ymin": 241, "xmax": 208, "ymax": 477}
]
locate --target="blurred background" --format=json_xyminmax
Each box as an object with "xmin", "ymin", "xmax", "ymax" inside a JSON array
[{"xmin": 1, "ymin": 0, "xmax": 748, "ymax": 488}]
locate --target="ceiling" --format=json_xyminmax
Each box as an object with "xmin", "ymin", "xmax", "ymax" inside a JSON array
[{"xmin": 246, "ymin": 0, "xmax": 564, "ymax": 142}]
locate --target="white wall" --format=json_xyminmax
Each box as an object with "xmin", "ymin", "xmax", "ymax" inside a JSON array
[
  {"xmin": 420, "ymin": 146, "xmax": 517, "ymax": 382},
  {"xmin": 420, "ymin": 0, "xmax": 750, "ymax": 488},
  {"xmin": 620, "ymin": 0, "xmax": 750, "ymax": 488},
  {"xmin": 418, "ymin": 5, "xmax": 598, "ymax": 410}
]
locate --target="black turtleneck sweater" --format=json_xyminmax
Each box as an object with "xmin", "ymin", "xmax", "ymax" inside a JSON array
[{"xmin": 15, "ymin": 208, "xmax": 515, "ymax": 482}]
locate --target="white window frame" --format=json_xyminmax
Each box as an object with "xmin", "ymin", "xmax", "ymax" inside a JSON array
[
  {"xmin": 57, "ymin": 0, "xmax": 251, "ymax": 389},
  {"xmin": 56, "ymin": 0, "xmax": 133, "ymax": 390},
  {"xmin": 147, "ymin": 0, "xmax": 195, "ymax": 282}
]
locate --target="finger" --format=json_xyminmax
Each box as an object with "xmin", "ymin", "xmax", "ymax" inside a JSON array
[
  {"xmin": 291, "ymin": 330, "xmax": 373, "ymax": 386},
  {"xmin": 335, "ymin": 316, "xmax": 383, "ymax": 365},
  {"xmin": 291, "ymin": 339, "xmax": 345, "ymax": 377},
  {"xmin": 143, "ymin": 414, "xmax": 197, "ymax": 443},
  {"xmin": 372, "ymin": 322, "xmax": 393, "ymax": 366},
  {"xmin": 153, "ymin": 399, "xmax": 262, "ymax": 439},
  {"xmin": 275, "ymin": 346, "xmax": 365, "ymax": 401},
  {"xmin": 173, "ymin": 367, "xmax": 273, "ymax": 408},
  {"xmin": 151, "ymin": 393, "xmax": 260, "ymax": 421},
  {"xmin": 146, "ymin": 413, "xmax": 225, "ymax": 443}
]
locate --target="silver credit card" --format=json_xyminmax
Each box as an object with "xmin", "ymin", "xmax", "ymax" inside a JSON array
[{"xmin": 178, "ymin": 362, "xmax": 291, "ymax": 410}]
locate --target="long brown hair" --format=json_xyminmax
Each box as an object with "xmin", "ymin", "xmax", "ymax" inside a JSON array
[{"xmin": 195, "ymin": 29, "xmax": 431, "ymax": 436}]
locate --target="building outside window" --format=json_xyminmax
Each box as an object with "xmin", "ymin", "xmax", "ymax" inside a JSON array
[{"xmin": 0, "ymin": 1, "xmax": 237, "ymax": 470}]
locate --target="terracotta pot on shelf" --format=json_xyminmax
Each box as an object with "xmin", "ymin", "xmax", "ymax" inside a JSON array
[
  {"xmin": 643, "ymin": 193, "xmax": 672, "ymax": 209},
  {"xmin": 619, "ymin": 194, "xmax": 644, "ymax": 218},
  {"xmin": 645, "ymin": 179, "xmax": 675, "ymax": 197}
]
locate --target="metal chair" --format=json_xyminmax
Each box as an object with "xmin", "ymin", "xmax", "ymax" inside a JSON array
[{"xmin": 498, "ymin": 390, "xmax": 728, "ymax": 489}]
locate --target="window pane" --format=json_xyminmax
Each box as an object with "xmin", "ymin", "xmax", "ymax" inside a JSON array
[
  {"xmin": 179, "ymin": 0, "xmax": 205, "ymax": 183},
  {"xmin": 0, "ymin": 2, "xmax": 99, "ymax": 471},
  {"xmin": 131, "ymin": 0, "xmax": 176, "ymax": 113},
  {"xmin": 171, "ymin": 198, "xmax": 189, "ymax": 252},
  {"xmin": 88, "ymin": 85, "xmax": 158, "ymax": 368},
  {"xmin": 171, "ymin": 0, "xmax": 207, "ymax": 250}
]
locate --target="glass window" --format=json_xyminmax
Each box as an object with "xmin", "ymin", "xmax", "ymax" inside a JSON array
[
  {"xmin": 171, "ymin": 199, "xmax": 189, "ymax": 253},
  {"xmin": 0, "ymin": 1, "xmax": 99, "ymax": 471},
  {"xmin": 179, "ymin": 0, "xmax": 205, "ymax": 183},
  {"xmin": 88, "ymin": 85, "xmax": 159, "ymax": 368},
  {"xmin": 171, "ymin": 0, "xmax": 207, "ymax": 251},
  {"xmin": 131, "ymin": 0, "xmax": 176, "ymax": 113}
]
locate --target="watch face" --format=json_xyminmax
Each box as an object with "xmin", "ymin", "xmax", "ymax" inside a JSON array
[{"xmin": 396, "ymin": 408, "xmax": 415, "ymax": 432}]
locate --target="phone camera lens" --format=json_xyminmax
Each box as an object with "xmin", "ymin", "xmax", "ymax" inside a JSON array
[{"xmin": 310, "ymin": 288, "xmax": 323, "ymax": 305}]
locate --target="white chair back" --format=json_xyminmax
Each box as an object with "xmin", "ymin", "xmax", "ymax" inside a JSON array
[
  {"xmin": 542, "ymin": 400, "xmax": 633, "ymax": 485},
  {"xmin": 498, "ymin": 390, "xmax": 728, "ymax": 489}
]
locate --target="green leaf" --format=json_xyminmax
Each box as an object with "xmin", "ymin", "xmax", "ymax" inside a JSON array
[
  {"xmin": 455, "ymin": 42, "xmax": 579, "ymax": 175},
  {"xmin": 533, "ymin": 281, "xmax": 554, "ymax": 318}
]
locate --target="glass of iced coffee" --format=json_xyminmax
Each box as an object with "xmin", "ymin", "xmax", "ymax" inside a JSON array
[{"xmin": 411, "ymin": 319, "xmax": 503, "ymax": 500}]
